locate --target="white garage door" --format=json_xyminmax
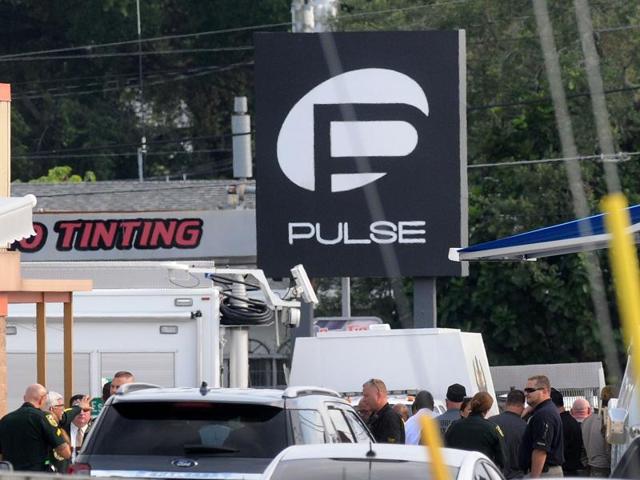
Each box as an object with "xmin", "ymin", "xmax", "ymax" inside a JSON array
[
  {"xmin": 8, "ymin": 353, "xmax": 91, "ymax": 410},
  {"xmin": 100, "ymin": 352, "xmax": 175, "ymax": 388}
]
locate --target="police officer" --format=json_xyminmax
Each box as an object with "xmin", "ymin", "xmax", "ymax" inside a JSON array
[
  {"xmin": 445, "ymin": 392, "xmax": 506, "ymax": 469},
  {"xmin": 362, "ymin": 378, "xmax": 405, "ymax": 443},
  {"xmin": 44, "ymin": 391, "xmax": 91, "ymax": 472},
  {"xmin": 519, "ymin": 375, "xmax": 564, "ymax": 478},
  {"xmin": 0, "ymin": 384, "xmax": 71, "ymax": 471}
]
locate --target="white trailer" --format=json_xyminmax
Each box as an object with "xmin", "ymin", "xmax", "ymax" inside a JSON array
[
  {"xmin": 7, "ymin": 287, "xmax": 221, "ymax": 409},
  {"xmin": 289, "ymin": 327, "xmax": 499, "ymax": 416}
]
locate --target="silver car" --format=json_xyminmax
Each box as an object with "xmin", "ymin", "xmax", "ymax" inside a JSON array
[{"xmin": 72, "ymin": 384, "xmax": 373, "ymax": 479}]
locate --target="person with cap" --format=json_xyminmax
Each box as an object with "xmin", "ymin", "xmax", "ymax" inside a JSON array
[
  {"xmin": 405, "ymin": 390, "xmax": 435, "ymax": 445},
  {"xmin": 570, "ymin": 398, "xmax": 592, "ymax": 424},
  {"xmin": 519, "ymin": 375, "xmax": 564, "ymax": 478},
  {"xmin": 0, "ymin": 384, "xmax": 71, "ymax": 471},
  {"xmin": 489, "ymin": 389, "xmax": 527, "ymax": 479},
  {"xmin": 361, "ymin": 378, "xmax": 405, "ymax": 444},
  {"xmin": 551, "ymin": 388, "xmax": 584, "ymax": 476},
  {"xmin": 445, "ymin": 392, "xmax": 506, "ymax": 469},
  {"xmin": 435, "ymin": 383, "xmax": 467, "ymax": 435}
]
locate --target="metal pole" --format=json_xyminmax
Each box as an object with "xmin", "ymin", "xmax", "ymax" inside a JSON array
[
  {"xmin": 228, "ymin": 276, "xmax": 249, "ymax": 388},
  {"xmin": 341, "ymin": 277, "xmax": 351, "ymax": 317},
  {"xmin": 136, "ymin": 0, "xmax": 146, "ymax": 182},
  {"xmin": 413, "ymin": 277, "xmax": 437, "ymax": 328}
]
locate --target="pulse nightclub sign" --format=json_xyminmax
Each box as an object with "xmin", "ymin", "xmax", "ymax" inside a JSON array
[{"xmin": 255, "ymin": 32, "xmax": 467, "ymax": 278}]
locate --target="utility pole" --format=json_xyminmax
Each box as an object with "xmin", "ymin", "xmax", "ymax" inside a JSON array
[
  {"xmin": 136, "ymin": 0, "xmax": 146, "ymax": 182},
  {"xmin": 0, "ymin": 83, "xmax": 10, "ymax": 415}
]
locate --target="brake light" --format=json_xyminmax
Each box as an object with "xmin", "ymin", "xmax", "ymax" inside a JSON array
[{"xmin": 68, "ymin": 463, "xmax": 91, "ymax": 475}]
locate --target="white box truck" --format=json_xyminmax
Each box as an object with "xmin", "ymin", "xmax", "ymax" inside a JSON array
[{"xmin": 289, "ymin": 327, "xmax": 499, "ymax": 416}]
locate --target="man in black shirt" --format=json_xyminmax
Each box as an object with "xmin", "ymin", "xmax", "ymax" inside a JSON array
[
  {"xmin": 362, "ymin": 378, "xmax": 405, "ymax": 444},
  {"xmin": 0, "ymin": 384, "xmax": 71, "ymax": 471},
  {"xmin": 519, "ymin": 375, "xmax": 564, "ymax": 478},
  {"xmin": 550, "ymin": 388, "xmax": 584, "ymax": 476},
  {"xmin": 490, "ymin": 389, "xmax": 527, "ymax": 479}
]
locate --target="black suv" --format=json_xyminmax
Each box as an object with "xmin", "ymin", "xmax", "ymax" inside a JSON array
[{"xmin": 72, "ymin": 384, "xmax": 373, "ymax": 479}]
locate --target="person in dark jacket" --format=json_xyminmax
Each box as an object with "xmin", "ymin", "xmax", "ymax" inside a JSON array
[
  {"xmin": 362, "ymin": 378, "xmax": 405, "ymax": 444},
  {"xmin": 551, "ymin": 388, "xmax": 585, "ymax": 476},
  {"xmin": 490, "ymin": 389, "xmax": 527, "ymax": 479},
  {"xmin": 445, "ymin": 391, "xmax": 506, "ymax": 469}
]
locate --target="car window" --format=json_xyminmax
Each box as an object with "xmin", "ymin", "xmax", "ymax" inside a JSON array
[
  {"xmin": 270, "ymin": 458, "xmax": 459, "ymax": 480},
  {"xmin": 344, "ymin": 409, "xmax": 373, "ymax": 442},
  {"xmin": 289, "ymin": 409, "xmax": 327, "ymax": 444},
  {"xmin": 327, "ymin": 407, "xmax": 356, "ymax": 443},
  {"xmin": 89, "ymin": 401, "xmax": 287, "ymax": 458}
]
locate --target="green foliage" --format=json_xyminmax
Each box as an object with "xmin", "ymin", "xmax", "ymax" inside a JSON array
[
  {"xmin": 29, "ymin": 165, "xmax": 96, "ymax": 183},
  {"xmin": 3, "ymin": 0, "xmax": 639, "ymax": 371}
]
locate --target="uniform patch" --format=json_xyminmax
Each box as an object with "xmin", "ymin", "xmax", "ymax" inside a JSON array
[
  {"xmin": 495, "ymin": 425, "xmax": 505, "ymax": 437},
  {"xmin": 45, "ymin": 413, "xmax": 58, "ymax": 427}
]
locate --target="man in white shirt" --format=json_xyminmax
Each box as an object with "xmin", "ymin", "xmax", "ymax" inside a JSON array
[
  {"xmin": 68, "ymin": 395, "xmax": 92, "ymax": 463},
  {"xmin": 405, "ymin": 390, "xmax": 435, "ymax": 445}
]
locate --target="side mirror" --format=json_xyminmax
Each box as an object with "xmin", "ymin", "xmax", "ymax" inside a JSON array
[
  {"xmin": 0, "ymin": 461, "xmax": 13, "ymax": 471},
  {"xmin": 607, "ymin": 407, "xmax": 629, "ymax": 444}
]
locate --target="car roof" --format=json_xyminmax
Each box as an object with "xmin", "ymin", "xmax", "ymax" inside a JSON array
[
  {"xmin": 273, "ymin": 443, "xmax": 485, "ymax": 466},
  {"xmin": 109, "ymin": 385, "xmax": 345, "ymax": 405}
]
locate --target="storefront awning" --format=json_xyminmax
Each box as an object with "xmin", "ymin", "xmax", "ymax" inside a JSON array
[
  {"xmin": 0, "ymin": 194, "xmax": 37, "ymax": 245},
  {"xmin": 449, "ymin": 204, "xmax": 640, "ymax": 262}
]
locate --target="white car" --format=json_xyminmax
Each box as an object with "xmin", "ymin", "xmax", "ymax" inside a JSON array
[{"xmin": 261, "ymin": 443, "xmax": 505, "ymax": 480}]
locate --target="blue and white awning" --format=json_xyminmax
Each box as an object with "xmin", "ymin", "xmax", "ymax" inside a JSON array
[
  {"xmin": 0, "ymin": 194, "xmax": 37, "ymax": 245},
  {"xmin": 449, "ymin": 204, "xmax": 640, "ymax": 262}
]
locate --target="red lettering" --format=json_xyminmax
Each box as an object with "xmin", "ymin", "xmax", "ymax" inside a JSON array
[
  {"xmin": 150, "ymin": 220, "xmax": 177, "ymax": 247},
  {"xmin": 11, "ymin": 222, "xmax": 47, "ymax": 253},
  {"xmin": 91, "ymin": 221, "xmax": 118, "ymax": 249},
  {"xmin": 176, "ymin": 219, "xmax": 203, "ymax": 247},
  {"xmin": 139, "ymin": 221, "xmax": 153, "ymax": 247},
  {"xmin": 78, "ymin": 222, "xmax": 93, "ymax": 249},
  {"xmin": 54, "ymin": 221, "xmax": 83, "ymax": 250},
  {"xmin": 119, "ymin": 220, "xmax": 142, "ymax": 248}
]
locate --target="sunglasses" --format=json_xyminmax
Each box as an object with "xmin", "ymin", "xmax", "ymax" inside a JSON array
[{"xmin": 524, "ymin": 387, "xmax": 544, "ymax": 394}]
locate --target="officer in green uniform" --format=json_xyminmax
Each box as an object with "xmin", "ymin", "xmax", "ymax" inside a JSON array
[
  {"xmin": 445, "ymin": 392, "xmax": 506, "ymax": 470},
  {"xmin": 44, "ymin": 391, "xmax": 91, "ymax": 473},
  {"xmin": 0, "ymin": 384, "xmax": 71, "ymax": 471}
]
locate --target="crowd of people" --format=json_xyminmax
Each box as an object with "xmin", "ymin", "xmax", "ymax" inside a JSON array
[
  {"xmin": 356, "ymin": 375, "xmax": 617, "ymax": 479},
  {"xmin": 0, "ymin": 371, "xmax": 619, "ymax": 478},
  {"xmin": 0, "ymin": 370, "xmax": 134, "ymax": 472}
]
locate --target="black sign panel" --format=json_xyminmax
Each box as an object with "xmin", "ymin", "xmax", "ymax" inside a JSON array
[{"xmin": 255, "ymin": 32, "xmax": 467, "ymax": 277}]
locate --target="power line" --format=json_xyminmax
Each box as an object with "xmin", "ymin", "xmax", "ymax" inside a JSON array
[
  {"xmin": 13, "ymin": 148, "xmax": 230, "ymax": 160},
  {"xmin": 12, "ymin": 61, "xmax": 253, "ymax": 100},
  {"xmin": 0, "ymin": 22, "xmax": 289, "ymax": 60},
  {"xmin": 469, "ymin": 152, "xmax": 637, "ymax": 169},
  {"xmin": 0, "ymin": 46, "xmax": 254, "ymax": 62}
]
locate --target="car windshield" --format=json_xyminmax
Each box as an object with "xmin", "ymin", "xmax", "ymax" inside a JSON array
[
  {"xmin": 270, "ymin": 458, "xmax": 460, "ymax": 480},
  {"xmin": 91, "ymin": 401, "xmax": 287, "ymax": 458}
]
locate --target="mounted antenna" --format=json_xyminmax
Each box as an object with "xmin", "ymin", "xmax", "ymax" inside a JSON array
[{"xmin": 365, "ymin": 441, "xmax": 376, "ymax": 458}]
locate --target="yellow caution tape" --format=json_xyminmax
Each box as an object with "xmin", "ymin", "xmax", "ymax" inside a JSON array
[{"xmin": 420, "ymin": 415, "xmax": 451, "ymax": 480}]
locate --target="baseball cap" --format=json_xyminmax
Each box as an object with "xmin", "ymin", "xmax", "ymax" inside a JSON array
[
  {"xmin": 550, "ymin": 388, "xmax": 564, "ymax": 407},
  {"xmin": 446, "ymin": 383, "xmax": 466, "ymax": 403}
]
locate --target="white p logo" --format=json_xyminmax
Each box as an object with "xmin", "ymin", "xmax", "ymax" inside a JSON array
[{"xmin": 277, "ymin": 68, "xmax": 429, "ymax": 192}]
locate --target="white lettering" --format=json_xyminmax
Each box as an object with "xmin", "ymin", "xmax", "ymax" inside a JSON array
[
  {"xmin": 288, "ymin": 222, "xmax": 314, "ymax": 245},
  {"xmin": 344, "ymin": 223, "xmax": 371, "ymax": 244},
  {"xmin": 317, "ymin": 223, "xmax": 343, "ymax": 245},
  {"xmin": 370, "ymin": 221, "xmax": 398, "ymax": 244},
  {"xmin": 287, "ymin": 220, "xmax": 425, "ymax": 245},
  {"xmin": 398, "ymin": 221, "xmax": 426, "ymax": 244}
]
